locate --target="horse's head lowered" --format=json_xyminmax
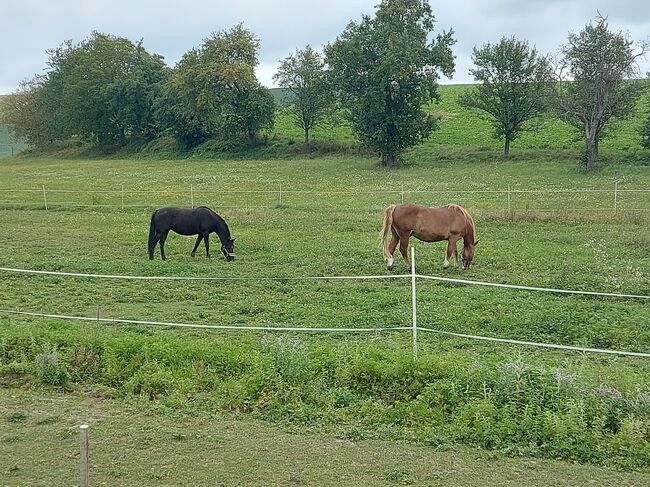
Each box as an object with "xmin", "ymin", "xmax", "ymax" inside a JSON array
[
  {"xmin": 222, "ymin": 238, "xmax": 236, "ymax": 262},
  {"xmin": 462, "ymin": 240, "xmax": 479, "ymax": 269}
]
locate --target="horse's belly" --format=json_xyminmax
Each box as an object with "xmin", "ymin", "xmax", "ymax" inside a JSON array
[
  {"xmin": 170, "ymin": 222, "xmax": 198, "ymax": 235},
  {"xmin": 412, "ymin": 231, "xmax": 446, "ymax": 242}
]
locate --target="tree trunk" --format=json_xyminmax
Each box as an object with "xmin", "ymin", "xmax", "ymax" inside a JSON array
[
  {"xmin": 304, "ymin": 128, "xmax": 310, "ymax": 151},
  {"xmin": 504, "ymin": 136, "xmax": 511, "ymax": 156},
  {"xmin": 382, "ymin": 153, "xmax": 397, "ymax": 167},
  {"xmin": 585, "ymin": 131, "xmax": 598, "ymax": 171},
  {"xmin": 247, "ymin": 128, "xmax": 257, "ymax": 147}
]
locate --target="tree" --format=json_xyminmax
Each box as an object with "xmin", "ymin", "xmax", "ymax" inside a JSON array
[
  {"xmin": 459, "ymin": 37, "xmax": 553, "ymax": 156},
  {"xmin": 2, "ymin": 32, "xmax": 169, "ymax": 149},
  {"xmin": 555, "ymin": 16, "xmax": 648, "ymax": 170},
  {"xmin": 325, "ymin": 0, "xmax": 455, "ymax": 166},
  {"xmin": 640, "ymin": 74, "xmax": 650, "ymax": 150},
  {"xmin": 162, "ymin": 24, "xmax": 275, "ymax": 148},
  {"xmin": 273, "ymin": 46, "xmax": 332, "ymax": 147}
]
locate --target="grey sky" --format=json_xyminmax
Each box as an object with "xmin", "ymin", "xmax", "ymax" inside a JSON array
[{"xmin": 1, "ymin": 0, "xmax": 649, "ymax": 94}]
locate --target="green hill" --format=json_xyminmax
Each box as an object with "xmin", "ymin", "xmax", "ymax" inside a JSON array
[
  {"xmin": 272, "ymin": 83, "xmax": 650, "ymax": 152},
  {"xmin": 0, "ymin": 123, "xmax": 26, "ymax": 157}
]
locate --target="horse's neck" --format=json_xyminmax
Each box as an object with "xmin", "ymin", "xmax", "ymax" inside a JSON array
[{"xmin": 213, "ymin": 217, "xmax": 231, "ymax": 243}]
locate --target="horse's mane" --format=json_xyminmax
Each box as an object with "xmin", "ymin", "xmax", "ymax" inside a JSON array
[{"xmin": 446, "ymin": 204, "xmax": 476, "ymax": 242}]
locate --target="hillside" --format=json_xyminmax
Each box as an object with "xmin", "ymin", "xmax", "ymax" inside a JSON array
[{"xmin": 2, "ymin": 84, "xmax": 650, "ymax": 158}]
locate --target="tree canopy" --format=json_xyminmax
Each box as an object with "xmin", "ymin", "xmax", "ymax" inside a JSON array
[
  {"xmin": 555, "ymin": 16, "xmax": 648, "ymax": 170},
  {"xmin": 2, "ymin": 32, "xmax": 169, "ymax": 148},
  {"xmin": 459, "ymin": 37, "xmax": 553, "ymax": 156},
  {"xmin": 325, "ymin": 0, "xmax": 455, "ymax": 166},
  {"xmin": 162, "ymin": 24, "xmax": 275, "ymax": 149},
  {"xmin": 273, "ymin": 46, "xmax": 332, "ymax": 147}
]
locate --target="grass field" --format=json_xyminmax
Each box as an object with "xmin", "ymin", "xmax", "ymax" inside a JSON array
[{"xmin": 1, "ymin": 153, "xmax": 649, "ymax": 480}]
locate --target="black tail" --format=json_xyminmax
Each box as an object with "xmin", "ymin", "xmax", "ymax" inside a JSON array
[{"xmin": 148, "ymin": 210, "xmax": 158, "ymax": 259}]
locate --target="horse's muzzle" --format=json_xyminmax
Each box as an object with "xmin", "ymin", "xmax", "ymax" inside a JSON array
[{"xmin": 226, "ymin": 255, "xmax": 236, "ymax": 262}]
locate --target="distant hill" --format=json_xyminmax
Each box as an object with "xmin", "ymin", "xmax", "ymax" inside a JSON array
[
  {"xmin": 270, "ymin": 87, "xmax": 295, "ymax": 106},
  {"xmin": 0, "ymin": 124, "xmax": 26, "ymax": 158}
]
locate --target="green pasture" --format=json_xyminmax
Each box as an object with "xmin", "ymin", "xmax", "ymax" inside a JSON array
[{"xmin": 0, "ymin": 154, "xmax": 649, "ymax": 476}]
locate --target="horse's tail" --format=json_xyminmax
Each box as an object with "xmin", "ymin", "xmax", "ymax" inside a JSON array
[
  {"xmin": 379, "ymin": 205, "xmax": 397, "ymax": 258},
  {"xmin": 148, "ymin": 210, "xmax": 158, "ymax": 259}
]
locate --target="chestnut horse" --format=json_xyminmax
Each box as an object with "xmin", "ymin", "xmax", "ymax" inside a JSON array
[{"xmin": 380, "ymin": 204, "xmax": 478, "ymax": 270}]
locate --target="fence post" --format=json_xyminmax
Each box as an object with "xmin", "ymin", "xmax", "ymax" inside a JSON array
[
  {"xmin": 614, "ymin": 181, "xmax": 618, "ymax": 213},
  {"xmin": 279, "ymin": 181, "xmax": 283, "ymax": 207},
  {"xmin": 411, "ymin": 246, "xmax": 417, "ymax": 361},
  {"xmin": 507, "ymin": 184, "xmax": 512, "ymax": 219},
  {"xmin": 190, "ymin": 185, "xmax": 194, "ymax": 209},
  {"xmin": 121, "ymin": 185, "xmax": 124, "ymax": 210},
  {"xmin": 42, "ymin": 185, "xmax": 48, "ymax": 211},
  {"xmin": 79, "ymin": 424, "xmax": 89, "ymax": 487},
  {"xmin": 401, "ymin": 182, "xmax": 404, "ymax": 205}
]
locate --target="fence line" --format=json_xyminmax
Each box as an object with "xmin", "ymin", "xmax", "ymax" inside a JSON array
[
  {"xmin": 0, "ymin": 265, "xmax": 647, "ymax": 299},
  {"xmin": 1, "ymin": 307, "xmax": 647, "ymax": 358},
  {"xmin": 0, "ymin": 266, "xmax": 410, "ymax": 282},
  {"xmin": 416, "ymin": 274, "xmax": 650, "ymax": 299},
  {"xmin": 417, "ymin": 327, "xmax": 650, "ymax": 358},
  {"xmin": 0, "ymin": 309, "xmax": 409, "ymax": 333},
  {"xmin": 1, "ymin": 182, "xmax": 648, "ymax": 215},
  {"xmin": 1, "ymin": 250, "xmax": 648, "ymax": 359}
]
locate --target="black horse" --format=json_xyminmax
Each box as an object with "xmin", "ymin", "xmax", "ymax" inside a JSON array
[{"xmin": 148, "ymin": 206, "xmax": 235, "ymax": 261}]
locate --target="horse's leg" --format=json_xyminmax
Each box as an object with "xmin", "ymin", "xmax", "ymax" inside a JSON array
[
  {"xmin": 191, "ymin": 235, "xmax": 203, "ymax": 257},
  {"xmin": 444, "ymin": 235, "xmax": 460, "ymax": 269},
  {"xmin": 204, "ymin": 233, "xmax": 210, "ymax": 258},
  {"xmin": 159, "ymin": 231, "xmax": 169, "ymax": 261},
  {"xmin": 399, "ymin": 235, "xmax": 410, "ymax": 271},
  {"xmin": 386, "ymin": 230, "xmax": 399, "ymax": 270}
]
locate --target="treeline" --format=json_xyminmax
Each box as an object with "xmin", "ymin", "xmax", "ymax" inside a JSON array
[{"xmin": 1, "ymin": 0, "xmax": 649, "ymax": 170}]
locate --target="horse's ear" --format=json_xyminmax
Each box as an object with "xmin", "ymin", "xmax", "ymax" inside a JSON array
[{"xmin": 474, "ymin": 240, "xmax": 479, "ymax": 246}]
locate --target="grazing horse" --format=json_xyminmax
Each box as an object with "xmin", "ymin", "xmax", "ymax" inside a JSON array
[
  {"xmin": 148, "ymin": 206, "xmax": 235, "ymax": 261},
  {"xmin": 380, "ymin": 204, "xmax": 478, "ymax": 270}
]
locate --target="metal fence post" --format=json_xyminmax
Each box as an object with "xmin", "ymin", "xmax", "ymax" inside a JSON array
[
  {"xmin": 121, "ymin": 185, "xmax": 124, "ymax": 210},
  {"xmin": 42, "ymin": 185, "xmax": 48, "ymax": 211},
  {"xmin": 279, "ymin": 181, "xmax": 283, "ymax": 207},
  {"xmin": 401, "ymin": 182, "xmax": 404, "ymax": 205},
  {"xmin": 190, "ymin": 185, "xmax": 194, "ymax": 208},
  {"xmin": 614, "ymin": 181, "xmax": 618, "ymax": 213},
  {"xmin": 411, "ymin": 246, "xmax": 417, "ymax": 361},
  {"xmin": 79, "ymin": 424, "xmax": 89, "ymax": 487}
]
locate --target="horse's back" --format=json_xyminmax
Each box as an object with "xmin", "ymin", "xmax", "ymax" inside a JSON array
[
  {"xmin": 392, "ymin": 204, "xmax": 469, "ymax": 241},
  {"xmin": 152, "ymin": 206, "xmax": 217, "ymax": 235}
]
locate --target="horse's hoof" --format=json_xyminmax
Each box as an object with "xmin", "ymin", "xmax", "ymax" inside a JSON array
[{"xmin": 387, "ymin": 265, "xmax": 393, "ymax": 271}]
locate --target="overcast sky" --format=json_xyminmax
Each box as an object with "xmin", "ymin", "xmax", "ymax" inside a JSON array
[{"xmin": 2, "ymin": 0, "xmax": 649, "ymax": 94}]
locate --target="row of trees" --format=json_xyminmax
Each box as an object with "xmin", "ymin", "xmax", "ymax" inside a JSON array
[{"xmin": 2, "ymin": 0, "xmax": 649, "ymax": 170}]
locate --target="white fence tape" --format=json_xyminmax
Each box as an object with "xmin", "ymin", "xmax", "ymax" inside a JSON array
[
  {"xmin": 0, "ymin": 308, "xmax": 647, "ymax": 358},
  {"xmin": 0, "ymin": 267, "xmax": 409, "ymax": 281},
  {"xmin": 1, "ymin": 261, "xmax": 648, "ymax": 358},
  {"xmin": 0, "ymin": 309, "xmax": 409, "ymax": 333},
  {"xmin": 417, "ymin": 327, "xmax": 650, "ymax": 358},
  {"xmin": 0, "ymin": 266, "xmax": 647, "ymax": 299},
  {"xmin": 416, "ymin": 274, "xmax": 650, "ymax": 299}
]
